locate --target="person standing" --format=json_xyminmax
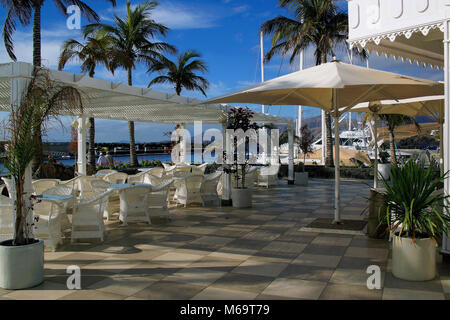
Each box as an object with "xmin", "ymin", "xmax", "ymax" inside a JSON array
[{"xmin": 97, "ymin": 152, "xmax": 107, "ymax": 166}]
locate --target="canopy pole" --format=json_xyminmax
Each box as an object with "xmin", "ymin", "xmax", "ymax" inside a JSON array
[
  {"xmin": 373, "ymin": 112, "xmax": 379, "ymax": 189},
  {"xmin": 221, "ymin": 122, "xmax": 232, "ymax": 206},
  {"xmin": 288, "ymin": 124, "xmax": 294, "ymax": 185},
  {"xmin": 297, "ymin": 50, "xmax": 304, "ymax": 137},
  {"xmin": 440, "ymin": 119, "xmax": 444, "ymax": 176},
  {"xmin": 442, "ymin": 19, "xmax": 450, "ymax": 255},
  {"xmin": 332, "ymin": 89, "xmax": 342, "ymax": 224},
  {"xmin": 321, "ymin": 110, "xmax": 326, "ymax": 165},
  {"xmin": 260, "ymin": 31, "xmax": 265, "ymax": 114},
  {"xmin": 77, "ymin": 116, "xmax": 86, "ymax": 175}
]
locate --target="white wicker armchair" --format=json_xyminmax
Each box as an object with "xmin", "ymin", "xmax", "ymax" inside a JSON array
[
  {"xmin": 42, "ymin": 185, "xmax": 74, "ymax": 232},
  {"xmin": 127, "ymin": 172, "xmax": 146, "ymax": 184},
  {"xmin": 78, "ymin": 176, "xmax": 103, "ymax": 199},
  {"xmin": 59, "ymin": 176, "xmax": 81, "ymax": 198},
  {"xmin": 148, "ymin": 178, "xmax": 174, "ymax": 218},
  {"xmin": 147, "ymin": 167, "xmax": 165, "ymax": 178},
  {"xmin": 32, "ymin": 179, "xmax": 60, "ymax": 195},
  {"xmin": 1, "ymin": 177, "xmax": 14, "ymax": 198},
  {"xmin": 257, "ymin": 164, "xmax": 280, "ymax": 188},
  {"xmin": 201, "ymin": 171, "xmax": 222, "ymax": 206},
  {"xmin": 118, "ymin": 185, "xmax": 152, "ymax": 225},
  {"xmin": 71, "ymin": 190, "xmax": 113, "ymax": 243},
  {"xmin": 0, "ymin": 195, "xmax": 13, "ymax": 241},
  {"xmin": 174, "ymin": 175, "xmax": 204, "ymax": 207},
  {"xmin": 104, "ymin": 172, "xmax": 128, "ymax": 184},
  {"xmin": 97, "ymin": 169, "xmax": 118, "ymax": 175},
  {"xmin": 33, "ymin": 198, "xmax": 66, "ymax": 251}
]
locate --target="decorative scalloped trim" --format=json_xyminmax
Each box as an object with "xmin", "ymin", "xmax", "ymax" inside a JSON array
[{"xmin": 349, "ymin": 22, "xmax": 444, "ymax": 69}]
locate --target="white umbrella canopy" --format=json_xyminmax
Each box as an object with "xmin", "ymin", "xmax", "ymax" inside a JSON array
[
  {"xmin": 348, "ymin": 96, "xmax": 444, "ymax": 183},
  {"xmin": 205, "ymin": 61, "xmax": 443, "ymax": 112},
  {"xmin": 203, "ymin": 60, "xmax": 444, "ymax": 224}
]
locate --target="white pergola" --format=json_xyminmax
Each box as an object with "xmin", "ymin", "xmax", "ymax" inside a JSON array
[
  {"xmin": 0, "ymin": 61, "xmax": 295, "ymax": 204},
  {"xmin": 347, "ymin": 0, "xmax": 450, "ymax": 254}
]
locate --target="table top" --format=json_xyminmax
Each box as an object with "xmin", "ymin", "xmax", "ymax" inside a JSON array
[
  {"xmin": 36, "ymin": 194, "xmax": 74, "ymax": 201},
  {"xmin": 108, "ymin": 183, "xmax": 152, "ymax": 189}
]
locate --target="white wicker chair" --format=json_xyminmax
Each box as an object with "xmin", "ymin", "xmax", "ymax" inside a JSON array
[
  {"xmin": 104, "ymin": 172, "xmax": 128, "ymax": 184},
  {"xmin": 0, "ymin": 195, "xmax": 13, "ymax": 241},
  {"xmin": 33, "ymin": 198, "xmax": 66, "ymax": 251},
  {"xmin": 1, "ymin": 177, "xmax": 14, "ymax": 198},
  {"xmin": 143, "ymin": 173, "xmax": 164, "ymax": 185},
  {"xmin": 197, "ymin": 163, "xmax": 208, "ymax": 173},
  {"xmin": 32, "ymin": 179, "xmax": 60, "ymax": 195},
  {"xmin": 148, "ymin": 179, "xmax": 174, "ymax": 218},
  {"xmin": 201, "ymin": 171, "xmax": 222, "ymax": 206},
  {"xmin": 89, "ymin": 180, "xmax": 120, "ymax": 221},
  {"xmin": 78, "ymin": 176, "xmax": 103, "ymax": 199},
  {"xmin": 127, "ymin": 172, "xmax": 146, "ymax": 184},
  {"xmin": 118, "ymin": 185, "xmax": 152, "ymax": 225},
  {"xmin": 97, "ymin": 169, "xmax": 118, "ymax": 175},
  {"xmin": 162, "ymin": 163, "xmax": 173, "ymax": 170},
  {"xmin": 59, "ymin": 176, "xmax": 81, "ymax": 198},
  {"xmin": 71, "ymin": 190, "xmax": 113, "ymax": 243},
  {"xmin": 163, "ymin": 165, "xmax": 177, "ymax": 177},
  {"xmin": 147, "ymin": 167, "xmax": 165, "ymax": 178},
  {"xmin": 174, "ymin": 175, "xmax": 204, "ymax": 207},
  {"xmin": 42, "ymin": 185, "xmax": 74, "ymax": 232},
  {"xmin": 257, "ymin": 164, "xmax": 280, "ymax": 188}
]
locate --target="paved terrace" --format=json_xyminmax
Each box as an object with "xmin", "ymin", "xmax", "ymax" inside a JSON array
[{"xmin": 1, "ymin": 179, "xmax": 449, "ymax": 300}]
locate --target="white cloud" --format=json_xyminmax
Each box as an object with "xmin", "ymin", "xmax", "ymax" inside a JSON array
[
  {"xmin": 233, "ymin": 5, "xmax": 250, "ymax": 14},
  {"xmin": 103, "ymin": 1, "xmax": 220, "ymax": 30}
]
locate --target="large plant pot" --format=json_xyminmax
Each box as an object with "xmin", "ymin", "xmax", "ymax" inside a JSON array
[
  {"xmin": 0, "ymin": 239, "xmax": 44, "ymax": 289},
  {"xmin": 392, "ymin": 235, "xmax": 436, "ymax": 281},
  {"xmin": 377, "ymin": 163, "xmax": 391, "ymax": 181},
  {"xmin": 231, "ymin": 188, "xmax": 252, "ymax": 208},
  {"xmin": 295, "ymin": 172, "xmax": 308, "ymax": 186}
]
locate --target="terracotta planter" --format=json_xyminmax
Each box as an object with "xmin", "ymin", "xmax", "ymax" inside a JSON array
[{"xmin": 392, "ymin": 235, "xmax": 436, "ymax": 281}]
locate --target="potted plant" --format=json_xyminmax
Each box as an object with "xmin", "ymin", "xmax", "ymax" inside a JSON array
[
  {"xmin": 377, "ymin": 144, "xmax": 391, "ymax": 181},
  {"xmin": 0, "ymin": 68, "xmax": 82, "ymax": 289},
  {"xmin": 295, "ymin": 125, "xmax": 314, "ymax": 186},
  {"xmin": 379, "ymin": 159, "xmax": 450, "ymax": 281},
  {"xmin": 226, "ymin": 107, "xmax": 259, "ymax": 208}
]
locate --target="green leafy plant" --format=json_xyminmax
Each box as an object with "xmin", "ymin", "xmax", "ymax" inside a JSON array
[
  {"xmin": 299, "ymin": 125, "xmax": 314, "ymax": 172},
  {"xmin": 3, "ymin": 68, "xmax": 83, "ymax": 245},
  {"xmin": 140, "ymin": 159, "xmax": 163, "ymax": 167},
  {"xmin": 226, "ymin": 107, "xmax": 259, "ymax": 189},
  {"xmin": 379, "ymin": 159, "xmax": 450, "ymax": 242}
]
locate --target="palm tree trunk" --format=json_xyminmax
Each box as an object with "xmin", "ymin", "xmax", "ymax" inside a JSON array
[
  {"xmin": 389, "ymin": 130, "xmax": 397, "ymax": 166},
  {"xmin": 33, "ymin": 1, "xmax": 42, "ymax": 67},
  {"xmin": 319, "ymin": 53, "xmax": 334, "ymax": 168},
  {"xmin": 32, "ymin": 0, "xmax": 43, "ymax": 175},
  {"xmin": 127, "ymin": 68, "xmax": 138, "ymax": 167},
  {"xmin": 88, "ymin": 117, "xmax": 95, "ymax": 167},
  {"xmin": 325, "ymin": 112, "xmax": 334, "ymax": 167}
]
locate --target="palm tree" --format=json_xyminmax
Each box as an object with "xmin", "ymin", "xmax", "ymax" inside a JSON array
[
  {"xmin": 84, "ymin": 0, "xmax": 177, "ymax": 167},
  {"xmin": 148, "ymin": 50, "xmax": 209, "ymax": 97},
  {"xmin": 378, "ymin": 114, "xmax": 421, "ymax": 166},
  {"xmin": 58, "ymin": 34, "xmax": 113, "ymax": 168},
  {"xmin": 260, "ymin": 0, "xmax": 365, "ymax": 167},
  {"xmin": 1, "ymin": 0, "xmax": 116, "ymax": 173}
]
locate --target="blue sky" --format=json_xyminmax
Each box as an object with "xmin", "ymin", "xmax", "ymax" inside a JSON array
[{"xmin": 0, "ymin": 0, "xmax": 444, "ymax": 142}]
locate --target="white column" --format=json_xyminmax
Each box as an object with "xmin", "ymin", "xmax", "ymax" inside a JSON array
[
  {"xmin": 348, "ymin": 112, "xmax": 352, "ymax": 131},
  {"xmin": 179, "ymin": 123, "xmax": 187, "ymax": 164},
  {"xmin": 221, "ymin": 123, "xmax": 232, "ymax": 205},
  {"xmin": 260, "ymin": 31, "xmax": 265, "ymax": 114},
  {"xmin": 77, "ymin": 116, "xmax": 86, "ymax": 175},
  {"xmin": 288, "ymin": 124, "xmax": 294, "ymax": 184},
  {"xmin": 321, "ymin": 110, "xmax": 326, "ymax": 165},
  {"xmin": 442, "ymin": 19, "xmax": 450, "ymax": 254}
]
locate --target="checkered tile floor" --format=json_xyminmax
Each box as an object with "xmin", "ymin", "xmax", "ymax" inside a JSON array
[{"xmin": 2, "ymin": 178, "xmax": 449, "ymax": 300}]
